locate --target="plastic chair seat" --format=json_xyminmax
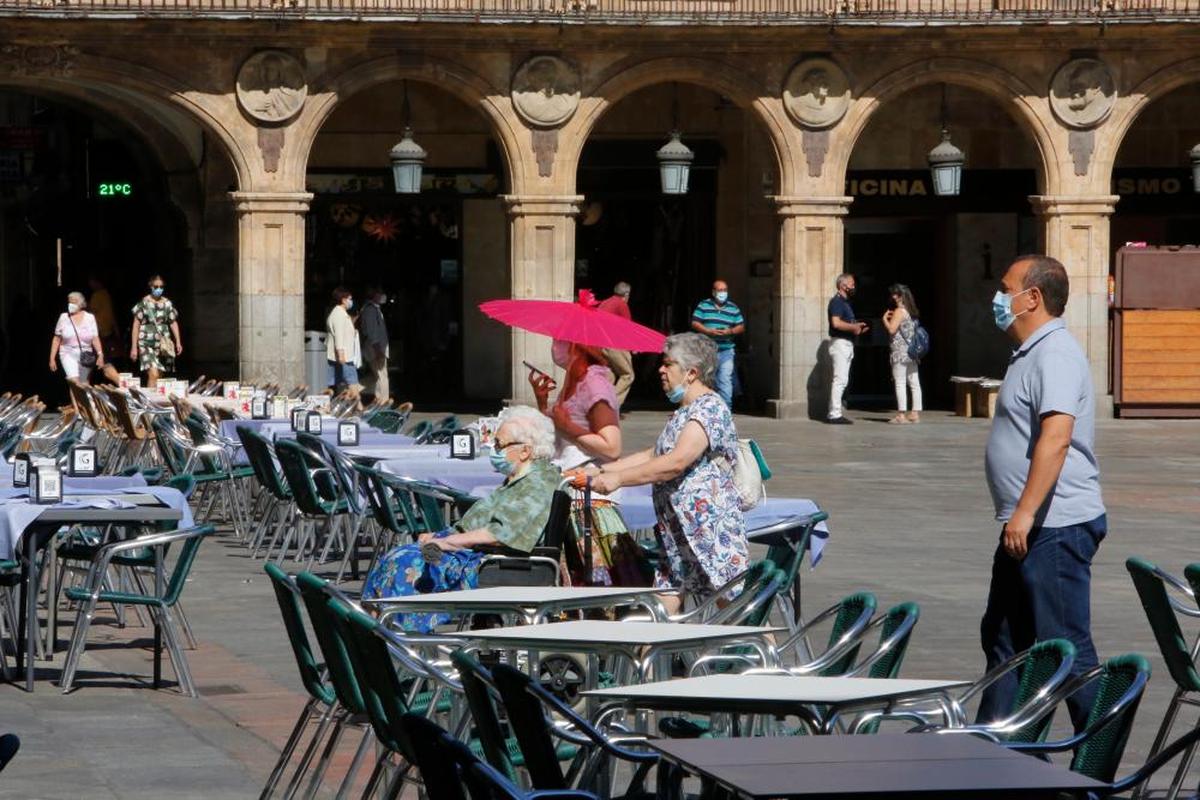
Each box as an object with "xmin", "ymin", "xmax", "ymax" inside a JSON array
[
  {"xmin": 58, "ymin": 544, "xmax": 156, "ymax": 568},
  {"xmin": 467, "ymin": 736, "xmax": 579, "ymax": 767},
  {"xmin": 64, "ymin": 586, "xmax": 168, "ymax": 607}
]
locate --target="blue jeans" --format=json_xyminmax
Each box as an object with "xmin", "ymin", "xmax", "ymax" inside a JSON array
[
  {"xmin": 329, "ymin": 360, "xmax": 359, "ymax": 389},
  {"xmin": 715, "ymin": 349, "xmax": 735, "ymax": 407},
  {"xmin": 978, "ymin": 514, "xmax": 1106, "ymax": 732}
]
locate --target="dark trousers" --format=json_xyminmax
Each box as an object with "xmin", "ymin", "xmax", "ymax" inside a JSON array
[{"xmin": 977, "ymin": 514, "xmax": 1107, "ymax": 732}]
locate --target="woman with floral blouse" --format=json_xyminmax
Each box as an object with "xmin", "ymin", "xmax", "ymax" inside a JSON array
[{"xmin": 130, "ymin": 274, "xmax": 182, "ymax": 387}]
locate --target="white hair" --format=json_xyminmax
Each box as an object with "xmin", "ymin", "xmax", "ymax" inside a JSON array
[
  {"xmin": 498, "ymin": 405, "xmax": 556, "ymax": 460},
  {"xmin": 664, "ymin": 332, "xmax": 717, "ymax": 388},
  {"xmin": 67, "ymin": 291, "xmax": 87, "ymax": 308}
]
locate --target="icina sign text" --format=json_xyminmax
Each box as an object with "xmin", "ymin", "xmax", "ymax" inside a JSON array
[
  {"xmin": 97, "ymin": 182, "xmax": 133, "ymax": 197},
  {"xmin": 845, "ymin": 177, "xmax": 929, "ymax": 197}
]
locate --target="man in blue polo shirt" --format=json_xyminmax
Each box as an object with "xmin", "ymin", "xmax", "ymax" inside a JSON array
[
  {"xmin": 827, "ymin": 273, "xmax": 869, "ymax": 424},
  {"xmin": 979, "ymin": 254, "xmax": 1106, "ymax": 733},
  {"xmin": 691, "ymin": 279, "xmax": 745, "ymax": 407}
]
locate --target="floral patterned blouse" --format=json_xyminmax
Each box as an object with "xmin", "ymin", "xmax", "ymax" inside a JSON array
[
  {"xmin": 132, "ymin": 297, "xmax": 178, "ymax": 373},
  {"xmin": 889, "ymin": 310, "xmax": 917, "ymax": 366},
  {"xmin": 651, "ymin": 391, "xmax": 748, "ymax": 597}
]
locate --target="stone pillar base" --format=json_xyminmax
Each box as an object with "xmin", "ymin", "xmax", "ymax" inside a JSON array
[{"xmin": 765, "ymin": 398, "xmax": 812, "ymax": 420}]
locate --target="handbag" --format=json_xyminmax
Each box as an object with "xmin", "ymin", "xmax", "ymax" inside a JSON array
[
  {"xmin": 159, "ymin": 333, "xmax": 176, "ymax": 358},
  {"xmin": 67, "ymin": 314, "xmax": 98, "ymax": 370},
  {"xmin": 565, "ymin": 493, "xmax": 652, "ymax": 588}
]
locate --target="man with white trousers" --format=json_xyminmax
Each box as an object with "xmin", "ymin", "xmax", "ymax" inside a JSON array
[{"xmin": 827, "ymin": 273, "xmax": 868, "ymax": 424}]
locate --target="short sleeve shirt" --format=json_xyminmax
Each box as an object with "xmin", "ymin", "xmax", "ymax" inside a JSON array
[
  {"xmin": 55, "ymin": 312, "xmax": 99, "ymax": 354},
  {"xmin": 454, "ymin": 458, "xmax": 561, "ymax": 552},
  {"xmin": 828, "ymin": 295, "xmax": 856, "ymax": 340},
  {"xmin": 984, "ymin": 318, "xmax": 1105, "ymax": 528},
  {"xmin": 692, "ymin": 299, "xmax": 744, "ymax": 351}
]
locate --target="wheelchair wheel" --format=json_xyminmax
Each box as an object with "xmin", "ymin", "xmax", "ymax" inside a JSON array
[{"xmin": 537, "ymin": 653, "xmax": 586, "ymax": 707}]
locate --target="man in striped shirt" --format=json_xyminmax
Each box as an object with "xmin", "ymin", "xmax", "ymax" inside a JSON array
[{"xmin": 691, "ymin": 279, "xmax": 745, "ymax": 407}]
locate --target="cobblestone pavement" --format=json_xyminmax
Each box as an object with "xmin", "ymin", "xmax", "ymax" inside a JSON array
[{"xmin": 2, "ymin": 409, "xmax": 1198, "ymax": 797}]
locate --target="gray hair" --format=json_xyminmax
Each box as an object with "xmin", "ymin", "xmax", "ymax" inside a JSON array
[
  {"xmin": 1015, "ymin": 254, "xmax": 1069, "ymax": 317},
  {"xmin": 498, "ymin": 405, "xmax": 556, "ymax": 460},
  {"xmin": 664, "ymin": 332, "xmax": 717, "ymax": 388},
  {"xmin": 613, "ymin": 281, "xmax": 631, "ymax": 298},
  {"xmin": 835, "ymin": 273, "xmax": 854, "ymax": 290},
  {"xmin": 67, "ymin": 291, "xmax": 87, "ymax": 308}
]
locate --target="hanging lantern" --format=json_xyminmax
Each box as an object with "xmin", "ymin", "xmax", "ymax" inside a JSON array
[
  {"xmin": 657, "ymin": 130, "xmax": 694, "ymax": 196},
  {"xmin": 389, "ymin": 127, "xmax": 426, "ymax": 195},
  {"xmin": 1191, "ymin": 142, "xmax": 1200, "ymax": 193},
  {"xmin": 928, "ymin": 129, "xmax": 965, "ymax": 197}
]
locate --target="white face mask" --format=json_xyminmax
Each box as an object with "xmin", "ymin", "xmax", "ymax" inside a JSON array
[{"xmin": 67, "ymin": 303, "xmax": 80, "ymax": 314}]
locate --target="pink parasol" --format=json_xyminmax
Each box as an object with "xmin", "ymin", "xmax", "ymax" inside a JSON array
[{"xmin": 479, "ymin": 290, "xmax": 666, "ymax": 353}]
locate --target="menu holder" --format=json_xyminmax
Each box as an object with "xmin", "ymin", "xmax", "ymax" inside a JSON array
[
  {"xmin": 271, "ymin": 396, "xmax": 289, "ymax": 420},
  {"xmin": 291, "ymin": 407, "xmax": 308, "ymax": 432},
  {"xmin": 305, "ymin": 411, "xmax": 323, "ymax": 435},
  {"xmin": 31, "ymin": 465, "xmax": 62, "ymax": 505},
  {"xmin": 251, "ymin": 396, "xmax": 269, "ymax": 420},
  {"xmin": 223, "ymin": 381, "xmax": 241, "ymax": 400},
  {"xmin": 337, "ymin": 421, "xmax": 360, "ymax": 447},
  {"xmin": 450, "ymin": 430, "xmax": 476, "ymax": 460},
  {"xmin": 69, "ymin": 446, "xmax": 98, "ymax": 478},
  {"xmin": 12, "ymin": 452, "xmax": 33, "ymax": 488}
]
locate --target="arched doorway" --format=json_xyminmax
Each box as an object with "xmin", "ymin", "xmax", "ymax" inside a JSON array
[
  {"xmin": 575, "ymin": 81, "xmax": 779, "ymax": 410},
  {"xmin": 0, "ymin": 88, "xmax": 197, "ymax": 402},
  {"xmin": 306, "ymin": 79, "xmax": 509, "ymax": 404},
  {"xmin": 844, "ymin": 83, "xmax": 1042, "ymax": 409}
]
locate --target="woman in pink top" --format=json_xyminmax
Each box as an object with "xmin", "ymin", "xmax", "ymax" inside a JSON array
[
  {"xmin": 530, "ymin": 340, "xmax": 622, "ymax": 469},
  {"xmin": 50, "ymin": 290, "xmax": 104, "ymax": 383}
]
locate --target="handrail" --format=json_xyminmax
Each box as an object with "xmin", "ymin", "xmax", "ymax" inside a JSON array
[{"xmin": 0, "ymin": 0, "xmax": 1196, "ymax": 22}]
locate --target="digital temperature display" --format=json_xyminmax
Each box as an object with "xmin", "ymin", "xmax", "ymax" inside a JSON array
[{"xmin": 97, "ymin": 182, "xmax": 132, "ymax": 197}]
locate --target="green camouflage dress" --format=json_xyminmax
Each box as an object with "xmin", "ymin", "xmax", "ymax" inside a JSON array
[{"xmin": 132, "ymin": 297, "xmax": 178, "ymax": 373}]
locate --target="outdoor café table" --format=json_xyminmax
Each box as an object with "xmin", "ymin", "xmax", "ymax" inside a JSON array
[
  {"xmin": 7, "ymin": 491, "xmax": 185, "ymax": 691},
  {"xmin": 222, "ymin": 419, "xmax": 412, "ymax": 447},
  {"xmin": 647, "ymin": 732, "xmax": 1105, "ymax": 800},
  {"xmin": 462, "ymin": 620, "xmax": 784, "ymax": 684},
  {"xmin": 583, "ymin": 674, "xmax": 970, "ymax": 735},
  {"xmin": 365, "ymin": 585, "xmax": 667, "ymax": 625}
]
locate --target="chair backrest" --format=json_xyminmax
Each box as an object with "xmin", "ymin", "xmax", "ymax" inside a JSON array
[
  {"xmin": 326, "ymin": 600, "xmax": 415, "ymax": 758},
  {"xmin": 1127, "ymin": 557, "xmax": 1200, "ymax": 691},
  {"xmin": 236, "ymin": 425, "xmax": 292, "ymax": 501},
  {"xmin": 355, "ymin": 465, "xmax": 410, "ymax": 536},
  {"xmin": 400, "ymin": 714, "xmax": 471, "ymax": 800},
  {"xmin": 450, "ymin": 650, "xmax": 520, "ymax": 783},
  {"xmin": 406, "ymin": 419, "xmax": 433, "ymax": 441},
  {"xmin": 0, "ymin": 733, "xmax": 19, "ymax": 773},
  {"xmin": 490, "ymin": 663, "xmax": 569, "ymax": 789},
  {"xmin": 298, "ymin": 433, "xmax": 365, "ymax": 515},
  {"xmin": 1006, "ymin": 638, "xmax": 1077, "ymax": 743},
  {"xmin": 819, "ymin": 591, "xmax": 878, "ymax": 677},
  {"xmin": 275, "ymin": 439, "xmax": 337, "ymax": 516},
  {"xmin": 149, "ymin": 415, "xmax": 190, "ymax": 475},
  {"xmin": 293, "ymin": 572, "xmax": 365, "ymax": 715},
  {"xmin": 263, "ymin": 563, "xmax": 335, "ymax": 707},
  {"xmin": 861, "ymin": 602, "xmax": 920, "ymax": 680},
  {"xmin": 1070, "ymin": 653, "xmax": 1151, "ymax": 782},
  {"xmin": 159, "ymin": 525, "xmax": 214, "ymax": 606},
  {"xmin": 162, "ymin": 473, "xmax": 197, "ymax": 500},
  {"xmin": 105, "ymin": 389, "xmax": 146, "ymax": 440}
]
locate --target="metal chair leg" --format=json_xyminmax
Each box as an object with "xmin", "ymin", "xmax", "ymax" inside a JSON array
[
  {"xmin": 282, "ymin": 705, "xmax": 337, "ymax": 800},
  {"xmin": 334, "ymin": 726, "xmax": 374, "ymax": 800},
  {"xmin": 59, "ymin": 592, "xmax": 101, "ymax": 692},
  {"xmin": 259, "ymin": 697, "xmax": 324, "ymax": 800},
  {"xmin": 302, "ymin": 711, "xmax": 350, "ymax": 799},
  {"xmin": 159, "ymin": 605, "xmax": 197, "ymax": 697}
]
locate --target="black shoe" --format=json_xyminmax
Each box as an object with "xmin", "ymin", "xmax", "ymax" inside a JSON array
[{"xmin": 826, "ymin": 416, "xmax": 853, "ymax": 425}]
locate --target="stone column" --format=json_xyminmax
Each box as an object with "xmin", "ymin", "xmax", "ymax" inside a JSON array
[
  {"xmin": 230, "ymin": 191, "xmax": 313, "ymax": 388},
  {"xmin": 767, "ymin": 196, "xmax": 853, "ymax": 420},
  {"xmin": 1029, "ymin": 195, "xmax": 1118, "ymax": 406},
  {"xmin": 502, "ymin": 194, "xmax": 583, "ymax": 404}
]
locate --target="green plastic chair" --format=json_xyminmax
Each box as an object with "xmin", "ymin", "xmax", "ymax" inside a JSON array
[
  {"xmin": 275, "ymin": 439, "xmax": 348, "ymax": 567},
  {"xmin": 236, "ymin": 426, "xmax": 294, "ymax": 559},
  {"xmin": 1007, "ymin": 653, "xmax": 1150, "ymax": 784},
  {"xmin": 1127, "ymin": 557, "xmax": 1200, "ymax": 800},
  {"xmin": 405, "ymin": 420, "xmax": 434, "ymax": 442},
  {"xmin": 260, "ymin": 564, "xmax": 337, "ymax": 800},
  {"xmin": 59, "ymin": 524, "xmax": 215, "ymax": 696}
]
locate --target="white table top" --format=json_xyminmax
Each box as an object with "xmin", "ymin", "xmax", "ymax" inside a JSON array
[
  {"xmin": 584, "ymin": 674, "xmax": 968, "ymax": 706},
  {"xmin": 365, "ymin": 585, "xmax": 662, "ymax": 607},
  {"xmin": 465, "ymin": 620, "xmax": 783, "ymax": 648}
]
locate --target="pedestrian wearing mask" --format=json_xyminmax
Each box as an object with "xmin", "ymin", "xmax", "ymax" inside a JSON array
[
  {"xmin": 50, "ymin": 291, "xmax": 104, "ymax": 383},
  {"xmin": 881, "ymin": 283, "xmax": 923, "ymax": 424},
  {"xmin": 597, "ymin": 281, "xmax": 635, "ymax": 408},
  {"xmin": 130, "ymin": 275, "xmax": 182, "ymax": 388},
  {"xmin": 326, "ymin": 287, "xmax": 362, "ymax": 395},
  {"xmin": 827, "ymin": 273, "xmax": 869, "ymax": 424},
  {"xmin": 359, "ymin": 288, "xmax": 390, "ymax": 403},
  {"xmin": 691, "ymin": 279, "xmax": 745, "ymax": 407}
]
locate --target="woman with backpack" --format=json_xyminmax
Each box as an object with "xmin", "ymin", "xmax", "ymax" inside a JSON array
[{"xmin": 882, "ymin": 283, "xmax": 923, "ymax": 424}]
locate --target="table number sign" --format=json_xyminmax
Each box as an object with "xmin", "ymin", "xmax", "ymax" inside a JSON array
[
  {"xmin": 271, "ymin": 396, "xmax": 288, "ymax": 420},
  {"xmin": 305, "ymin": 411, "xmax": 323, "ymax": 434},
  {"xmin": 450, "ymin": 430, "xmax": 476, "ymax": 460},
  {"xmin": 31, "ymin": 465, "xmax": 62, "ymax": 505},
  {"xmin": 290, "ymin": 407, "xmax": 307, "ymax": 432},
  {"xmin": 337, "ymin": 421, "xmax": 360, "ymax": 447},
  {"xmin": 223, "ymin": 381, "xmax": 241, "ymax": 400},
  {"xmin": 12, "ymin": 453, "xmax": 33, "ymax": 488},
  {"xmin": 68, "ymin": 446, "xmax": 98, "ymax": 478},
  {"xmin": 251, "ymin": 396, "xmax": 269, "ymax": 420}
]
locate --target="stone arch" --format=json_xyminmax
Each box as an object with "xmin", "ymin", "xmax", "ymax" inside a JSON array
[
  {"xmin": 835, "ymin": 58, "xmax": 1061, "ymax": 195},
  {"xmin": 290, "ymin": 54, "xmax": 523, "ymax": 193},
  {"xmin": 565, "ymin": 56, "xmax": 793, "ymax": 193},
  {"xmin": 1095, "ymin": 56, "xmax": 1200, "ymax": 185}
]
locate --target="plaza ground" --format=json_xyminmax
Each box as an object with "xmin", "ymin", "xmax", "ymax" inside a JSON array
[{"xmin": 1, "ymin": 409, "xmax": 1197, "ymax": 797}]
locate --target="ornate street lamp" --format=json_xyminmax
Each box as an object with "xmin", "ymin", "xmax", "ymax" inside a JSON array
[
  {"xmin": 1191, "ymin": 142, "xmax": 1200, "ymax": 193},
  {"xmin": 657, "ymin": 131, "xmax": 694, "ymax": 195},
  {"xmin": 390, "ymin": 81, "xmax": 426, "ymax": 195},
  {"xmin": 928, "ymin": 84, "xmax": 964, "ymax": 197}
]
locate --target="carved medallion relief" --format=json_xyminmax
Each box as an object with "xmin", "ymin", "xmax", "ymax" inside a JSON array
[
  {"xmin": 1049, "ymin": 58, "xmax": 1116, "ymax": 130},
  {"xmin": 783, "ymin": 57, "xmax": 851, "ymax": 130},
  {"xmin": 236, "ymin": 50, "xmax": 308, "ymax": 124},
  {"xmin": 511, "ymin": 55, "xmax": 581, "ymax": 128}
]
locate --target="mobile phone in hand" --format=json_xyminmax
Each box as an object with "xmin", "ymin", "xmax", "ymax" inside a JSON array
[{"xmin": 523, "ymin": 360, "xmax": 550, "ymax": 379}]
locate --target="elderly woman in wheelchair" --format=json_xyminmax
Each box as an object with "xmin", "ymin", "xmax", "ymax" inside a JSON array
[{"xmin": 362, "ymin": 406, "xmax": 561, "ymax": 632}]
